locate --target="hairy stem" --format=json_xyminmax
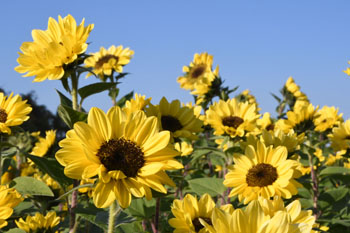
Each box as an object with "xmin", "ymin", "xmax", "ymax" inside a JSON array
[
  {"xmin": 107, "ymin": 201, "xmax": 118, "ymax": 233},
  {"xmin": 308, "ymin": 153, "xmax": 320, "ymax": 220},
  {"xmin": 152, "ymin": 198, "xmax": 161, "ymax": 233}
]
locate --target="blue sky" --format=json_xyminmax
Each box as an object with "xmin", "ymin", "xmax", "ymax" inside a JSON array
[{"xmin": 1, "ymin": 1, "xmax": 350, "ymax": 119}]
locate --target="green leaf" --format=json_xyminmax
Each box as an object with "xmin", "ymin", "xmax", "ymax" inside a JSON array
[
  {"xmin": 26, "ymin": 154, "xmax": 73, "ymax": 186},
  {"xmin": 116, "ymin": 91, "xmax": 134, "ymax": 107},
  {"xmin": 56, "ymin": 89, "xmax": 72, "ymax": 107},
  {"xmin": 190, "ymin": 149, "xmax": 211, "ymax": 163},
  {"xmin": 270, "ymin": 92, "xmax": 281, "ymax": 103},
  {"xmin": 323, "ymin": 187, "xmax": 348, "ymax": 202},
  {"xmin": 125, "ymin": 198, "xmax": 156, "ymax": 218},
  {"xmin": 188, "ymin": 178, "xmax": 226, "ymax": 196},
  {"xmin": 6, "ymin": 229, "xmax": 26, "ymax": 233},
  {"xmin": 60, "ymin": 77, "xmax": 70, "ymax": 93},
  {"xmin": 331, "ymin": 219, "xmax": 350, "ymax": 227},
  {"xmin": 319, "ymin": 167, "xmax": 350, "ymax": 177},
  {"xmin": 57, "ymin": 104, "xmax": 87, "ymax": 128},
  {"xmin": 9, "ymin": 176, "xmax": 54, "ymax": 197},
  {"xmin": 78, "ymin": 82, "xmax": 117, "ymax": 101},
  {"xmin": 79, "ymin": 212, "xmax": 108, "ymax": 231}
]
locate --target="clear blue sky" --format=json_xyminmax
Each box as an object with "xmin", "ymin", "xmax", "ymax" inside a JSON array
[{"xmin": 1, "ymin": 1, "xmax": 350, "ymax": 119}]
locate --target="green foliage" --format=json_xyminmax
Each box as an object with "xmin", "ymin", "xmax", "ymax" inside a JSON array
[{"xmin": 9, "ymin": 177, "xmax": 54, "ymax": 197}]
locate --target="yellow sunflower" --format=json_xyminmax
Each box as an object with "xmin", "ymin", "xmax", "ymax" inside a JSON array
[
  {"xmin": 0, "ymin": 185, "xmax": 22, "ymax": 228},
  {"xmin": 16, "ymin": 211, "xmax": 60, "ymax": 232},
  {"xmin": 177, "ymin": 52, "xmax": 217, "ymax": 92},
  {"xmin": 314, "ymin": 106, "xmax": 343, "ymax": 132},
  {"xmin": 30, "ymin": 130, "xmax": 56, "ymax": 157},
  {"xmin": 257, "ymin": 112, "xmax": 275, "ymax": 131},
  {"xmin": 84, "ymin": 45, "xmax": 134, "ymax": 79},
  {"xmin": 0, "ymin": 92, "xmax": 32, "ymax": 134},
  {"xmin": 168, "ymin": 193, "xmax": 216, "ymax": 233},
  {"xmin": 123, "ymin": 93, "xmax": 152, "ymax": 116},
  {"xmin": 343, "ymin": 61, "xmax": 350, "ymax": 75},
  {"xmin": 284, "ymin": 77, "xmax": 308, "ymax": 102},
  {"xmin": 174, "ymin": 141, "xmax": 193, "ymax": 156},
  {"xmin": 56, "ymin": 107, "xmax": 183, "ymax": 208},
  {"xmin": 275, "ymin": 101, "xmax": 317, "ymax": 134},
  {"xmin": 328, "ymin": 120, "xmax": 350, "ymax": 151},
  {"xmin": 223, "ymin": 141, "xmax": 301, "ymax": 204},
  {"xmin": 15, "ymin": 14, "xmax": 94, "ymax": 82},
  {"xmin": 205, "ymin": 98, "xmax": 260, "ymax": 138},
  {"xmin": 145, "ymin": 97, "xmax": 203, "ymax": 140},
  {"xmin": 202, "ymin": 200, "xmax": 304, "ymax": 233}
]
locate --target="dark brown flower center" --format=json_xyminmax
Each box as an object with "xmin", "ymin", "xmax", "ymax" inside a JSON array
[
  {"xmin": 96, "ymin": 138, "xmax": 144, "ymax": 177},
  {"xmin": 246, "ymin": 163, "xmax": 278, "ymax": 187},
  {"xmin": 192, "ymin": 217, "xmax": 212, "ymax": 232},
  {"xmin": 266, "ymin": 124, "xmax": 275, "ymax": 131},
  {"xmin": 345, "ymin": 135, "xmax": 350, "ymax": 140},
  {"xmin": 95, "ymin": 55, "xmax": 119, "ymax": 69},
  {"xmin": 191, "ymin": 65, "xmax": 206, "ymax": 79},
  {"xmin": 222, "ymin": 116, "xmax": 244, "ymax": 129},
  {"xmin": 161, "ymin": 115, "xmax": 183, "ymax": 133},
  {"xmin": 0, "ymin": 108, "xmax": 7, "ymax": 123}
]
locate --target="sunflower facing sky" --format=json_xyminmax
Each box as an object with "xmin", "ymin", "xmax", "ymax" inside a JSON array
[
  {"xmin": 145, "ymin": 97, "xmax": 203, "ymax": 140},
  {"xmin": 30, "ymin": 130, "xmax": 56, "ymax": 157},
  {"xmin": 223, "ymin": 141, "xmax": 301, "ymax": 204},
  {"xmin": 15, "ymin": 14, "xmax": 94, "ymax": 82},
  {"xmin": 84, "ymin": 45, "xmax": 134, "ymax": 80},
  {"xmin": 0, "ymin": 92, "xmax": 32, "ymax": 134},
  {"xmin": 55, "ymin": 106, "xmax": 183, "ymax": 208},
  {"xmin": 168, "ymin": 193, "xmax": 216, "ymax": 233},
  {"xmin": 205, "ymin": 98, "xmax": 260, "ymax": 138}
]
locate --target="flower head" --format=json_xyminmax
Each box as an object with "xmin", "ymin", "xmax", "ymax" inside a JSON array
[
  {"xmin": 30, "ymin": 130, "xmax": 56, "ymax": 157},
  {"xmin": 56, "ymin": 107, "xmax": 183, "ymax": 208},
  {"xmin": 0, "ymin": 92, "xmax": 32, "ymax": 134},
  {"xmin": 328, "ymin": 120, "xmax": 350, "ymax": 151},
  {"xmin": 15, "ymin": 14, "xmax": 94, "ymax": 82},
  {"xmin": 224, "ymin": 141, "xmax": 301, "ymax": 204},
  {"xmin": 314, "ymin": 106, "xmax": 343, "ymax": 132},
  {"xmin": 205, "ymin": 98, "xmax": 260, "ymax": 138},
  {"xmin": 123, "ymin": 93, "xmax": 152, "ymax": 116},
  {"xmin": 15, "ymin": 211, "xmax": 60, "ymax": 232},
  {"xmin": 84, "ymin": 45, "xmax": 134, "ymax": 79},
  {"xmin": 0, "ymin": 185, "xmax": 22, "ymax": 228}
]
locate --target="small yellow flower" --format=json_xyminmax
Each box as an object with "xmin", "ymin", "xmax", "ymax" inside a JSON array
[
  {"xmin": 314, "ymin": 106, "xmax": 343, "ymax": 132},
  {"xmin": 174, "ymin": 141, "xmax": 193, "ymax": 156},
  {"xmin": 16, "ymin": 211, "xmax": 60, "ymax": 232},
  {"xmin": 257, "ymin": 112, "xmax": 275, "ymax": 131},
  {"xmin": 328, "ymin": 120, "xmax": 350, "ymax": 151},
  {"xmin": 169, "ymin": 193, "xmax": 216, "ymax": 233},
  {"xmin": 85, "ymin": 45, "xmax": 134, "ymax": 79},
  {"xmin": 0, "ymin": 92, "xmax": 32, "ymax": 134},
  {"xmin": 325, "ymin": 150, "xmax": 345, "ymax": 166},
  {"xmin": 123, "ymin": 93, "xmax": 151, "ymax": 116},
  {"xmin": 30, "ymin": 130, "xmax": 56, "ymax": 157},
  {"xmin": 284, "ymin": 77, "xmax": 308, "ymax": 101},
  {"xmin": 15, "ymin": 15, "xmax": 94, "ymax": 82}
]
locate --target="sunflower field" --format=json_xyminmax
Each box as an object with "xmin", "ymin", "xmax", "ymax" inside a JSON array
[{"xmin": 0, "ymin": 14, "xmax": 350, "ymax": 233}]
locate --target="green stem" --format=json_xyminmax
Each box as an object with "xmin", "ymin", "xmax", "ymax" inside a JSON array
[
  {"xmin": 71, "ymin": 72, "xmax": 79, "ymax": 111},
  {"xmin": 108, "ymin": 201, "xmax": 121, "ymax": 233}
]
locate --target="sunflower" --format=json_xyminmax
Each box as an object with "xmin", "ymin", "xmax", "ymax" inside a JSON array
[
  {"xmin": 168, "ymin": 193, "xmax": 215, "ymax": 233},
  {"xmin": 15, "ymin": 15, "xmax": 94, "ymax": 82},
  {"xmin": 257, "ymin": 112, "xmax": 275, "ymax": 131},
  {"xmin": 145, "ymin": 97, "xmax": 203, "ymax": 140},
  {"xmin": 205, "ymin": 98, "xmax": 260, "ymax": 138},
  {"xmin": 174, "ymin": 141, "xmax": 193, "ymax": 156},
  {"xmin": 15, "ymin": 211, "xmax": 60, "ymax": 232},
  {"xmin": 0, "ymin": 185, "xmax": 22, "ymax": 228},
  {"xmin": 223, "ymin": 141, "xmax": 301, "ymax": 204},
  {"xmin": 30, "ymin": 130, "xmax": 56, "ymax": 157},
  {"xmin": 56, "ymin": 107, "xmax": 183, "ymax": 208},
  {"xmin": 84, "ymin": 45, "xmax": 134, "ymax": 79},
  {"xmin": 284, "ymin": 77, "xmax": 308, "ymax": 102},
  {"xmin": 0, "ymin": 92, "xmax": 32, "ymax": 134},
  {"xmin": 123, "ymin": 93, "xmax": 152, "ymax": 116},
  {"xmin": 275, "ymin": 101, "xmax": 317, "ymax": 134},
  {"xmin": 177, "ymin": 53, "xmax": 217, "ymax": 92},
  {"xmin": 202, "ymin": 200, "xmax": 302, "ymax": 233},
  {"xmin": 328, "ymin": 120, "xmax": 350, "ymax": 151},
  {"xmin": 313, "ymin": 106, "xmax": 343, "ymax": 132}
]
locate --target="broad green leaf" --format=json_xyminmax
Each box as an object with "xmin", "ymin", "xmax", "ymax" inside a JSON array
[
  {"xmin": 190, "ymin": 149, "xmax": 211, "ymax": 163},
  {"xmin": 79, "ymin": 212, "xmax": 108, "ymax": 231},
  {"xmin": 6, "ymin": 229, "xmax": 26, "ymax": 233},
  {"xmin": 319, "ymin": 167, "xmax": 350, "ymax": 177},
  {"xmin": 10, "ymin": 176, "xmax": 54, "ymax": 197},
  {"xmin": 57, "ymin": 104, "xmax": 87, "ymax": 128},
  {"xmin": 78, "ymin": 82, "xmax": 117, "ymax": 100},
  {"xmin": 323, "ymin": 187, "xmax": 348, "ymax": 202},
  {"xmin": 116, "ymin": 220, "xmax": 143, "ymax": 233},
  {"xmin": 116, "ymin": 91, "xmax": 134, "ymax": 108},
  {"xmin": 297, "ymin": 187, "xmax": 311, "ymax": 198},
  {"xmin": 188, "ymin": 178, "xmax": 226, "ymax": 196},
  {"xmin": 331, "ymin": 219, "xmax": 350, "ymax": 227},
  {"xmin": 26, "ymin": 154, "xmax": 73, "ymax": 186},
  {"xmin": 56, "ymin": 89, "xmax": 72, "ymax": 107}
]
